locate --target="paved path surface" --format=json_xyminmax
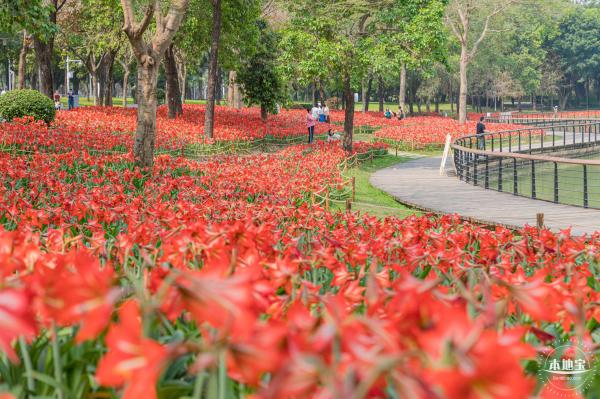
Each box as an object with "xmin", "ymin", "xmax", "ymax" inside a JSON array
[{"xmin": 370, "ymin": 156, "xmax": 600, "ymax": 235}]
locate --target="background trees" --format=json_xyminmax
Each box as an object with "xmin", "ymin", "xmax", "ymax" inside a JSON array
[{"xmin": 4, "ymin": 0, "xmax": 600, "ymax": 163}]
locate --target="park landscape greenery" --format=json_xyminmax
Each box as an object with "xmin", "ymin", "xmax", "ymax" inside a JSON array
[{"xmin": 2, "ymin": 1, "xmax": 600, "ymax": 399}]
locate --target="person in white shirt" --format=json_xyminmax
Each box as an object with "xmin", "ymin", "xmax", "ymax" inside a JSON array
[
  {"xmin": 322, "ymin": 103, "xmax": 330, "ymax": 123},
  {"xmin": 311, "ymin": 104, "xmax": 320, "ymax": 121}
]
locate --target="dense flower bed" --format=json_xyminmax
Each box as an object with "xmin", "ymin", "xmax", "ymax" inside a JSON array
[
  {"xmin": 51, "ymin": 105, "xmax": 331, "ymax": 147},
  {"xmin": 374, "ymin": 116, "xmax": 533, "ymax": 146},
  {"xmin": 1, "ymin": 115, "xmax": 599, "ymax": 399}
]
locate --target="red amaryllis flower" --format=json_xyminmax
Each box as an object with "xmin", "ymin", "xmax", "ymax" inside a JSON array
[
  {"xmin": 0, "ymin": 288, "xmax": 37, "ymax": 362},
  {"xmin": 96, "ymin": 300, "xmax": 168, "ymax": 399},
  {"xmin": 32, "ymin": 250, "xmax": 120, "ymax": 342}
]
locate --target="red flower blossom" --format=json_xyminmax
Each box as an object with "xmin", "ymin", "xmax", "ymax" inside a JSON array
[{"xmin": 96, "ymin": 300, "xmax": 168, "ymax": 399}]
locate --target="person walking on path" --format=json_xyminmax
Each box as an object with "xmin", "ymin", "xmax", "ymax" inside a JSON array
[
  {"xmin": 306, "ymin": 107, "xmax": 316, "ymax": 144},
  {"xmin": 476, "ymin": 116, "xmax": 486, "ymax": 150}
]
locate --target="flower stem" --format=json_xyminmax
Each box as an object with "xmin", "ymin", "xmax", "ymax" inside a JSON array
[
  {"xmin": 51, "ymin": 324, "xmax": 65, "ymax": 399},
  {"xmin": 19, "ymin": 336, "xmax": 35, "ymax": 394},
  {"xmin": 192, "ymin": 371, "xmax": 206, "ymax": 399},
  {"xmin": 218, "ymin": 351, "xmax": 226, "ymax": 399}
]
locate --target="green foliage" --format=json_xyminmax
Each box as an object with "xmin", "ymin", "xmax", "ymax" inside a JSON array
[
  {"xmin": 237, "ymin": 21, "xmax": 287, "ymax": 115},
  {"xmin": 0, "ymin": 89, "xmax": 56, "ymax": 123},
  {"xmin": 0, "ymin": 0, "xmax": 54, "ymax": 35},
  {"xmin": 545, "ymin": 7, "xmax": 600, "ymax": 82}
]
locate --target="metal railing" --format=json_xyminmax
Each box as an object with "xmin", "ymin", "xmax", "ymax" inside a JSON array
[{"xmin": 452, "ymin": 121, "xmax": 600, "ymax": 209}]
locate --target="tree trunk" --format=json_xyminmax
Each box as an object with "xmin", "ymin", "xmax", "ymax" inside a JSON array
[
  {"xmin": 204, "ymin": 0, "xmax": 222, "ymax": 138},
  {"xmin": 449, "ymin": 81, "xmax": 454, "ymax": 113},
  {"xmin": 532, "ymin": 92, "xmax": 536, "ymax": 111},
  {"xmin": 227, "ymin": 70, "xmax": 235, "ymax": 105},
  {"xmin": 260, "ymin": 104, "xmax": 268, "ymax": 121},
  {"xmin": 33, "ymin": 37, "xmax": 54, "ymax": 97},
  {"xmin": 17, "ymin": 31, "xmax": 29, "ymax": 90},
  {"xmin": 426, "ymin": 98, "xmax": 431, "ymax": 113},
  {"xmin": 342, "ymin": 73, "xmax": 354, "ymax": 153},
  {"xmin": 165, "ymin": 43, "xmax": 183, "ymax": 118},
  {"xmin": 458, "ymin": 46, "xmax": 468, "ymax": 124},
  {"xmin": 91, "ymin": 72, "xmax": 99, "ymax": 106},
  {"xmin": 134, "ymin": 63, "xmax": 159, "ymax": 169},
  {"xmin": 179, "ymin": 61, "xmax": 187, "ymax": 105},
  {"xmin": 365, "ymin": 77, "xmax": 372, "ymax": 112},
  {"xmin": 435, "ymin": 97, "xmax": 439, "ymax": 113},
  {"xmin": 312, "ymin": 81, "xmax": 317, "ymax": 106},
  {"xmin": 399, "ymin": 63, "xmax": 406, "ymax": 110},
  {"xmin": 122, "ymin": 68, "xmax": 129, "ymax": 107},
  {"xmin": 378, "ymin": 76, "xmax": 384, "ymax": 112},
  {"xmin": 319, "ymin": 80, "xmax": 325, "ymax": 103},
  {"xmin": 361, "ymin": 77, "xmax": 368, "ymax": 113},
  {"xmin": 103, "ymin": 51, "xmax": 116, "ymax": 106}
]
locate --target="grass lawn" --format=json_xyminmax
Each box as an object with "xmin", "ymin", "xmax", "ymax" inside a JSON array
[
  {"xmin": 60, "ymin": 97, "xmax": 207, "ymax": 107},
  {"xmin": 331, "ymin": 154, "xmax": 422, "ymax": 218},
  {"xmin": 354, "ymin": 101, "xmax": 464, "ymax": 114}
]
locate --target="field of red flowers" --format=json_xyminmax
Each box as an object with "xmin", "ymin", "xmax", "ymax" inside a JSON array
[
  {"xmin": 373, "ymin": 116, "xmax": 532, "ymax": 147},
  {"xmin": 1, "ymin": 110, "xmax": 600, "ymax": 399},
  {"xmin": 50, "ymin": 105, "xmax": 332, "ymax": 149}
]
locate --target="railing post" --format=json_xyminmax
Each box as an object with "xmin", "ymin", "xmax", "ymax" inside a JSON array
[
  {"xmin": 518, "ymin": 131, "xmax": 521, "ymax": 151},
  {"xmin": 531, "ymin": 159, "xmax": 536, "ymax": 199},
  {"xmin": 583, "ymin": 164, "xmax": 589, "ymax": 208},
  {"xmin": 474, "ymin": 153, "xmax": 478, "ymax": 186},
  {"xmin": 498, "ymin": 157, "xmax": 503, "ymax": 192},
  {"xmin": 552, "ymin": 126, "xmax": 555, "ymax": 148},
  {"xmin": 554, "ymin": 162, "xmax": 558, "ymax": 203},
  {"xmin": 529, "ymin": 131, "xmax": 532, "ymax": 154},
  {"xmin": 499, "ymin": 133, "xmax": 503, "ymax": 152},
  {"xmin": 466, "ymin": 153, "xmax": 471, "ymax": 183},
  {"xmin": 513, "ymin": 158, "xmax": 518, "ymax": 195},
  {"xmin": 485, "ymin": 155, "xmax": 489, "ymax": 188},
  {"xmin": 564, "ymin": 124, "xmax": 566, "ymax": 147}
]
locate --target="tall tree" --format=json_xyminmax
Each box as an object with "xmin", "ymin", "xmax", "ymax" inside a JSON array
[
  {"xmin": 32, "ymin": 0, "xmax": 69, "ymax": 97},
  {"xmin": 445, "ymin": 0, "xmax": 517, "ymax": 123},
  {"xmin": 203, "ymin": 0, "xmax": 221, "ymax": 138},
  {"xmin": 120, "ymin": 0, "xmax": 189, "ymax": 168},
  {"xmin": 237, "ymin": 20, "xmax": 286, "ymax": 121}
]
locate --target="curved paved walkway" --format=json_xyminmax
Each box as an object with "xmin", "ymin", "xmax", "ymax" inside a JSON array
[{"xmin": 370, "ymin": 157, "xmax": 600, "ymax": 235}]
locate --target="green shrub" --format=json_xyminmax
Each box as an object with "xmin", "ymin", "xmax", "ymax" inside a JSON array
[{"xmin": 0, "ymin": 89, "xmax": 56, "ymax": 124}]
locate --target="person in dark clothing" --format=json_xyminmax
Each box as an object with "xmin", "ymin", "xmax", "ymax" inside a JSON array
[
  {"xmin": 67, "ymin": 90, "xmax": 74, "ymax": 110},
  {"xmin": 476, "ymin": 116, "xmax": 486, "ymax": 150}
]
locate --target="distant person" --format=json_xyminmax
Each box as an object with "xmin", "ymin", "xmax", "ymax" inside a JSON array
[
  {"xmin": 398, "ymin": 106, "xmax": 405, "ymax": 120},
  {"xmin": 553, "ymin": 105, "xmax": 559, "ymax": 119},
  {"xmin": 476, "ymin": 116, "xmax": 486, "ymax": 150},
  {"xmin": 54, "ymin": 90, "xmax": 61, "ymax": 110},
  {"xmin": 67, "ymin": 90, "xmax": 74, "ymax": 110},
  {"xmin": 318, "ymin": 104, "xmax": 326, "ymax": 122},
  {"xmin": 306, "ymin": 107, "xmax": 316, "ymax": 144},
  {"xmin": 311, "ymin": 103, "xmax": 320, "ymax": 122},
  {"xmin": 323, "ymin": 103, "xmax": 330, "ymax": 123},
  {"xmin": 384, "ymin": 109, "xmax": 392, "ymax": 119},
  {"xmin": 327, "ymin": 129, "xmax": 341, "ymax": 142}
]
